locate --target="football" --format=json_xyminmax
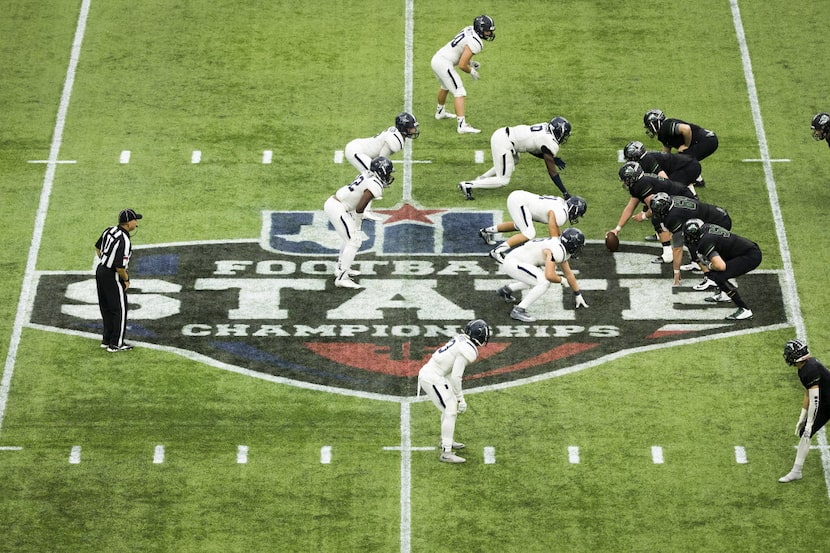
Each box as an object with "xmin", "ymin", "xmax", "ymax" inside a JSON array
[{"xmin": 605, "ymin": 231, "xmax": 620, "ymax": 252}]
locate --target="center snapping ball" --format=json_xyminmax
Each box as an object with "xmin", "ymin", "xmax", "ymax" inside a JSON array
[{"xmin": 605, "ymin": 231, "xmax": 620, "ymax": 252}]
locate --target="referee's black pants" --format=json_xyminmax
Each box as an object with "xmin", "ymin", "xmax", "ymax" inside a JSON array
[{"xmin": 96, "ymin": 264, "xmax": 128, "ymax": 347}]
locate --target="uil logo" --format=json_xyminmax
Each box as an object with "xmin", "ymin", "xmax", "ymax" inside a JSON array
[{"xmin": 30, "ymin": 205, "xmax": 788, "ymax": 398}]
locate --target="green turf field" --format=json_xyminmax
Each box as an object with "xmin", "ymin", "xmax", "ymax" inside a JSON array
[{"xmin": 3, "ymin": 1, "xmax": 830, "ymax": 551}]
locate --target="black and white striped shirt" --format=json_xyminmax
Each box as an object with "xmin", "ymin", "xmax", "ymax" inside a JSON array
[{"xmin": 95, "ymin": 226, "xmax": 132, "ymax": 270}]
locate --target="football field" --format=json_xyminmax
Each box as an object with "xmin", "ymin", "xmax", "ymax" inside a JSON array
[{"xmin": 3, "ymin": 1, "xmax": 830, "ymax": 551}]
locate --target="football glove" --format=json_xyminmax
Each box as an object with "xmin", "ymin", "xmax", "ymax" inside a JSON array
[
  {"xmin": 470, "ymin": 68, "xmax": 480, "ymax": 80},
  {"xmin": 574, "ymin": 292, "xmax": 588, "ymax": 309},
  {"xmin": 471, "ymin": 60, "xmax": 480, "ymax": 70},
  {"xmin": 554, "ymin": 157, "xmax": 567, "ymax": 170},
  {"xmin": 458, "ymin": 399, "xmax": 468, "ymax": 414}
]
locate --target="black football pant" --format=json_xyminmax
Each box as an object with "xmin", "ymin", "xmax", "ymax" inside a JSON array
[
  {"xmin": 709, "ymin": 246, "xmax": 762, "ymax": 309},
  {"xmin": 96, "ymin": 265, "xmax": 128, "ymax": 347},
  {"xmin": 685, "ymin": 135, "xmax": 719, "ymax": 161}
]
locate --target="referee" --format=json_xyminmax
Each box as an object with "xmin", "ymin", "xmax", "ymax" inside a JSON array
[{"xmin": 95, "ymin": 208, "xmax": 142, "ymax": 352}]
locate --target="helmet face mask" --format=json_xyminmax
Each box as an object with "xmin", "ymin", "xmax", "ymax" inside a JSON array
[
  {"xmin": 464, "ymin": 319, "xmax": 491, "ymax": 346},
  {"xmin": 623, "ymin": 140, "xmax": 646, "ymax": 161},
  {"xmin": 649, "ymin": 192, "xmax": 672, "ymax": 219},
  {"xmin": 566, "ymin": 195, "xmax": 587, "ymax": 224},
  {"xmin": 643, "ymin": 109, "xmax": 665, "ymax": 138},
  {"xmin": 783, "ymin": 339, "xmax": 809, "ymax": 366},
  {"xmin": 549, "ymin": 116, "xmax": 571, "ymax": 144},
  {"xmin": 618, "ymin": 161, "xmax": 644, "ymax": 187},
  {"xmin": 811, "ymin": 112, "xmax": 830, "ymax": 140},
  {"xmin": 682, "ymin": 218, "xmax": 705, "ymax": 245},
  {"xmin": 560, "ymin": 228, "xmax": 585, "ymax": 258},
  {"xmin": 395, "ymin": 112, "xmax": 420, "ymax": 139},
  {"xmin": 473, "ymin": 15, "xmax": 495, "ymax": 41},
  {"xmin": 369, "ymin": 156, "xmax": 395, "ymax": 187}
]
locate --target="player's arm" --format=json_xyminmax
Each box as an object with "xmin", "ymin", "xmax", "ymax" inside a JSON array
[
  {"xmin": 612, "ymin": 197, "xmax": 640, "ymax": 234},
  {"xmin": 543, "ymin": 249, "xmax": 562, "ymax": 283},
  {"xmin": 354, "ymin": 189, "xmax": 376, "ymax": 215},
  {"xmin": 458, "ymin": 45, "xmax": 475, "ymax": 73},
  {"xmin": 677, "ymin": 124, "xmax": 693, "ymax": 152},
  {"xmin": 541, "ymin": 148, "xmax": 568, "ymax": 197},
  {"xmin": 707, "ymin": 253, "xmax": 726, "ymax": 272},
  {"xmin": 546, "ymin": 210, "xmax": 562, "ymax": 238},
  {"xmin": 799, "ymin": 385, "xmax": 820, "ymax": 438},
  {"xmin": 560, "ymin": 260, "xmax": 588, "ymax": 308}
]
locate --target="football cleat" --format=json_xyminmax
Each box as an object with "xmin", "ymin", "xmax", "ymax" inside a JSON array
[
  {"xmin": 458, "ymin": 182, "xmax": 474, "ymax": 201},
  {"xmin": 510, "ymin": 306, "xmax": 536, "ymax": 322},
  {"xmin": 726, "ymin": 308, "xmax": 753, "ymax": 320},
  {"xmin": 693, "ymin": 277, "xmax": 717, "ymax": 290},
  {"xmin": 334, "ymin": 273, "xmax": 362, "ymax": 289},
  {"xmin": 451, "ymin": 441, "xmax": 466, "ymax": 450},
  {"xmin": 435, "ymin": 107, "xmax": 455, "ymax": 120},
  {"xmin": 496, "ymin": 285, "xmax": 519, "ymax": 304},
  {"xmin": 644, "ymin": 234, "xmax": 659, "ymax": 242},
  {"xmin": 107, "ymin": 344, "xmax": 134, "ymax": 352},
  {"xmin": 100, "ymin": 343, "xmax": 108, "ymax": 349},
  {"xmin": 705, "ymin": 291, "xmax": 731, "ymax": 303},
  {"xmin": 489, "ymin": 247, "xmax": 507, "ymax": 263},
  {"xmin": 681, "ymin": 263, "xmax": 702, "ymax": 272},
  {"xmin": 478, "ymin": 228, "xmax": 496, "ymax": 245},
  {"xmin": 440, "ymin": 451, "xmax": 466, "ymax": 464},
  {"xmin": 650, "ymin": 254, "xmax": 672, "ymax": 264},
  {"xmin": 778, "ymin": 470, "xmax": 802, "ymax": 483},
  {"xmin": 362, "ymin": 210, "xmax": 383, "ymax": 221},
  {"xmin": 457, "ymin": 123, "xmax": 481, "ymax": 134}
]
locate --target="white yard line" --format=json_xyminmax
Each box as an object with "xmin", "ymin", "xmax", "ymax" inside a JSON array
[
  {"xmin": 399, "ymin": 400, "xmax": 413, "ymax": 553},
  {"xmin": 730, "ymin": 0, "xmax": 830, "ymax": 498},
  {"xmin": 0, "ymin": 0, "xmax": 91, "ymax": 436}
]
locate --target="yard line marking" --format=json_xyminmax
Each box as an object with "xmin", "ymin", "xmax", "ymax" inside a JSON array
[
  {"xmin": 399, "ymin": 400, "xmax": 412, "ymax": 553},
  {"xmin": 734, "ymin": 446, "xmax": 748, "ymax": 464},
  {"xmin": 651, "ymin": 446, "xmax": 664, "ymax": 464},
  {"xmin": 483, "ymin": 446, "xmax": 496, "ymax": 464},
  {"xmin": 392, "ymin": 159, "xmax": 431, "ymax": 164},
  {"xmin": 617, "ymin": 149, "xmax": 625, "ymax": 163},
  {"xmin": 27, "ymin": 160, "xmax": 77, "ymax": 164},
  {"xmin": 742, "ymin": 158, "xmax": 790, "ymax": 162},
  {"xmin": 333, "ymin": 150, "xmax": 344, "ymax": 164},
  {"xmin": 69, "ymin": 445, "xmax": 82, "ymax": 464},
  {"xmin": 153, "ymin": 445, "xmax": 165, "ymax": 464},
  {"xmin": 237, "ymin": 445, "xmax": 248, "ymax": 464},
  {"xmin": 475, "ymin": 150, "xmax": 484, "ymax": 164},
  {"xmin": 119, "ymin": 150, "xmax": 131, "ymax": 164},
  {"xmin": 731, "ymin": 0, "xmax": 830, "ymax": 499},
  {"xmin": 568, "ymin": 446, "xmax": 580, "ymax": 464},
  {"xmin": 401, "ymin": 0, "xmax": 414, "ymax": 204},
  {"xmin": 191, "ymin": 150, "xmax": 202, "ymax": 164},
  {"xmin": 262, "ymin": 150, "xmax": 273, "ymax": 164},
  {"xmin": 383, "ymin": 446, "xmax": 435, "ymax": 451},
  {"xmin": 0, "ymin": 446, "xmax": 23, "ymax": 451},
  {"xmin": 0, "ymin": 0, "xmax": 91, "ymax": 435},
  {"xmin": 320, "ymin": 445, "xmax": 332, "ymax": 464}
]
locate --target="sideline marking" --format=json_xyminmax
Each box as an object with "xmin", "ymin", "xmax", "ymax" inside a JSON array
[
  {"xmin": 483, "ymin": 446, "xmax": 496, "ymax": 464},
  {"xmin": 568, "ymin": 446, "xmax": 580, "ymax": 464},
  {"xmin": 651, "ymin": 446, "xmax": 664, "ymax": 464},
  {"xmin": 69, "ymin": 445, "xmax": 81, "ymax": 464},
  {"xmin": 0, "ymin": 0, "xmax": 91, "ymax": 435},
  {"xmin": 153, "ymin": 445, "xmax": 165, "ymax": 464},
  {"xmin": 320, "ymin": 445, "xmax": 332, "ymax": 464},
  {"xmin": 119, "ymin": 150, "xmax": 131, "ymax": 164},
  {"xmin": 730, "ymin": 0, "xmax": 830, "ymax": 499},
  {"xmin": 735, "ymin": 446, "xmax": 748, "ymax": 464},
  {"xmin": 237, "ymin": 445, "xmax": 248, "ymax": 464}
]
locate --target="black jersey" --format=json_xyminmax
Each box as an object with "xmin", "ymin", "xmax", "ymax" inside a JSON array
[
  {"xmin": 695, "ymin": 224, "xmax": 758, "ymax": 261},
  {"xmin": 798, "ymin": 358, "xmax": 830, "ymax": 409},
  {"xmin": 628, "ymin": 174, "xmax": 695, "ymax": 203},
  {"xmin": 657, "ymin": 118, "xmax": 714, "ymax": 150},
  {"xmin": 657, "ymin": 196, "xmax": 731, "ymax": 234}
]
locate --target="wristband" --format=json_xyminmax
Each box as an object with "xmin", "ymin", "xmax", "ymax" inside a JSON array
[
  {"xmin": 573, "ymin": 291, "xmax": 581, "ymax": 296},
  {"xmin": 673, "ymin": 270, "xmax": 680, "ymax": 274},
  {"xmin": 614, "ymin": 226, "xmax": 621, "ymax": 232}
]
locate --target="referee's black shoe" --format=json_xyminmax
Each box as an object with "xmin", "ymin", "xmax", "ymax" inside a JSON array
[{"xmin": 107, "ymin": 344, "xmax": 134, "ymax": 352}]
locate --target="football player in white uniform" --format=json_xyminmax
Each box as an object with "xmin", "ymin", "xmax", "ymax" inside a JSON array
[
  {"xmin": 458, "ymin": 117, "xmax": 571, "ymax": 200},
  {"xmin": 323, "ymin": 157, "xmax": 394, "ymax": 289},
  {"xmin": 344, "ymin": 113, "xmax": 419, "ymax": 220},
  {"xmin": 496, "ymin": 228, "xmax": 588, "ymax": 322},
  {"xmin": 479, "ymin": 190, "xmax": 587, "ymax": 261},
  {"xmin": 430, "ymin": 15, "xmax": 495, "ymax": 134},
  {"xmin": 418, "ymin": 319, "xmax": 491, "ymax": 463}
]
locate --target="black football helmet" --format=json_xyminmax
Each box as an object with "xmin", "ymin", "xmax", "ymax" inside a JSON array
[
  {"xmin": 618, "ymin": 161, "xmax": 644, "ymax": 187},
  {"xmin": 783, "ymin": 339, "xmax": 810, "ymax": 366},
  {"xmin": 549, "ymin": 117, "xmax": 572, "ymax": 144},
  {"xmin": 395, "ymin": 112, "xmax": 420, "ymax": 139},
  {"xmin": 560, "ymin": 227, "xmax": 585, "ymax": 258},
  {"xmin": 566, "ymin": 195, "xmax": 587, "ymax": 224},
  {"xmin": 370, "ymin": 156, "xmax": 395, "ymax": 187},
  {"xmin": 811, "ymin": 112, "xmax": 830, "ymax": 141},
  {"xmin": 464, "ymin": 319, "xmax": 491, "ymax": 346},
  {"xmin": 473, "ymin": 15, "xmax": 495, "ymax": 41},
  {"xmin": 649, "ymin": 192, "xmax": 672, "ymax": 219},
  {"xmin": 623, "ymin": 140, "xmax": 646, "ymax": 161},
  {"xmin": 682, "ymin": 218, "xmax": 705, "ymax": 245},
  {"xmin": 644, "ymin": 109, "xmax": 665, "ymax": 138}
]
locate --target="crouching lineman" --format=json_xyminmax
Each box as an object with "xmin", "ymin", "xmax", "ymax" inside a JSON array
[
  {"xmin": 496, "ymin": 228, "xmax": 587, "ymax": 322},
  {"xmin": 323, "ymin": 156, "xmax": 395, "ymax": 289},
  {"xmin": 418, "ymin": 319, "xmax": 491, "ymax": 464},
  {"xmin": 479, "ymin": 189, "xmax": 587, "ymax": 262},
  {"xmin": 682, "ymin": 219, "xmax": 761, "ymax": 321},
  {"xmin": 779, "ymin": 339, "xmax": 830, "ymax": 483}
]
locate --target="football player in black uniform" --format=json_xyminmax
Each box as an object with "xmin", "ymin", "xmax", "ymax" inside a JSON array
[
  {"xmin": 682, "ymin": 219, "xmax": 761, "ymax": 320},
  {"xmin": 643, "ymin": 109, "xmax": 719, "ymax": 163},
  {"xmin": 779, "ymin": 339, "xmax": 830, "ymax": 483},
  {"xmin": 608, "ymin": 161, "xmax": 696, "ymax": 263},
  {"xmin": 623, "ymin": 140, "xmax": 705, "ymax": 188},
  {"xmin": 810, "ymin": 112, "xmax": 830, "ymax": 147},
  {"xmin": 649, "ymin": 193, "xmax": 731, "ymax": 286}
]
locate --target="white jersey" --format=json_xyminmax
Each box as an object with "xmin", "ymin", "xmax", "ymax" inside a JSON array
[
  {"xmin": 346, "ymin": 127, "xmax": 406, "ymax": 159},
  {"xmin": 507, "ymin": 237, "xmax": 570, "ymax": 266},
  {"xmin": 507, "ymin": 190, "xmax": 569, "ymax": 228},
  {"xmin": 333, "ymin": 171, "xmax": 385, "ymax": 211},
  {"xmin": 435, "ymin": 25, "xmax": 485, "ymax": 65},
  {"xmin": 423, "ymin": 334, "xmax": 478, "ymax": 378},
  {"xmin": 507, "ymin": 123, "xmax": 560, "ymax": 157}
]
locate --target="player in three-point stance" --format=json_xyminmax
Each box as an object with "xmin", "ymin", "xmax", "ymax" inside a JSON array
[
  {"xmin": 418, "ymin": 319, "xmax": 491, "ymax": 464},
  {"xmin": 779, "ymin": 339, "xmax": 830, "ymax": 483}
]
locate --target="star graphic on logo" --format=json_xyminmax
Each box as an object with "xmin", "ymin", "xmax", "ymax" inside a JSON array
[{"xmin": 374, "ymin": 203, "xmax": 445, "ymax": 224}]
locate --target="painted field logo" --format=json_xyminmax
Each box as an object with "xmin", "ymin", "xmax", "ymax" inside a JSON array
[{"xmin": 30, "ymin": 206, "xmax": 789, "ymax": 397}]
